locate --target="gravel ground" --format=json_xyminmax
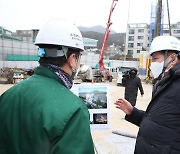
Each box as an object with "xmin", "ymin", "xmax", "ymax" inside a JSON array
[{"xmin": 0, "ymin": 80, "xmax": 153, "ymax": 154}]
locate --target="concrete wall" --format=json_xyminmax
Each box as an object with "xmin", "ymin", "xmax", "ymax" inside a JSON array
[
  {"xmin": 0, "ymin": 61, "xmax": 39, "ymax": 69},
  {"xmin": 0, "ymin": 39, "xmax": 140, "ymax": 70},
  {"xmin": 0, "ymin": 53, "xmax": 139, "ymax": 70},
  {"xmin": 0, "ymin": 39, "xmax": 37, "ymax": 60}
]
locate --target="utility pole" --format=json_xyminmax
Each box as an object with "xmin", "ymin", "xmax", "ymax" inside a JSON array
[
  {"xmin": 166, "ymin": 0, "xmax": 171, "ymax": 35},
  {"xmin": 123, "ymin": 0, "xmax": 131, "ymax": 61},
  {"xmin": 154, "ymin": 0, "xmax": 162, "ymax": 37}
]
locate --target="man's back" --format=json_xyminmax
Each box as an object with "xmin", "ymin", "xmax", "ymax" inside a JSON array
[{"xmin": 0, "ymin": 66, "xmax": 94, "ymax": 154}]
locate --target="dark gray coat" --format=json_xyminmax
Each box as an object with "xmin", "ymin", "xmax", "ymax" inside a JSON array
[
  {"xmin": 122, "ymin": 75, "xmax": 144, "ymax": 106},
  {"xmin": 125, "ymin": 63, "xmax": 180, "ymax": 154}
]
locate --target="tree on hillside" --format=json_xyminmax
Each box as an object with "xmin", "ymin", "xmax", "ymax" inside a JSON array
[{"xmin": 81, "ymin": 31, "xmax": 125, "ymax": 50}]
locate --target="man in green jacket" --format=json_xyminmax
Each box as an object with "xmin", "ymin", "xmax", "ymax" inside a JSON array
[{"xmin": 0, "ymin": 19, "xmax": 94, "ymax": 154}]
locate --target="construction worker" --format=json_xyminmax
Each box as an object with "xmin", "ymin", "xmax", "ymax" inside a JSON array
[
  {"xmin": 115, "ymin": 35, "xmax": 180, "ymax": 153},
  {"xmin": 0, "ymin": 19, "xmax": 94, "ymax": 154}
]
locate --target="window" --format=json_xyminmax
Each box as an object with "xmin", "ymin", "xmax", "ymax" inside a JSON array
[
  {"xmin": 128, "ymin": 43, "xmax": 134, "ymax": 48},
  {"xmin": 128, "ymin": 36, "xmax": 134, "ymax": 41},
  {"xmin": 138, "ymin": 36, "xmax": 144, "ymax": 39},
  {"xmin": 138, "ymin": 29, "xmax": 144, "ymax": 33},
  {"xmin": 163, "ymin": 30, "xmax": 169, "ymax": 33},
  {"xmin": 137, "ymin": 50, "xmax": 141, "ymax": 53},
  {"xmin": 128, "ymin": 50, "xmax": 133, "ymax": 55},
  {"xmin": 129, "ymin": 29, "xmax": 135, "ymax": 34},
  {"xmin": 0, "ymin": 27, "xmax": 3, "ymax": 33},
  {"xmin": 173, "ymin": 30, "xmax": 180, "ymax": 34},
  {"xmin": 5, "ymin": 31, "xmax": 11, "ymax": 35},
  {"xmin": 137, "ymin": 43, "xmax": 143, "ymax": 46}
]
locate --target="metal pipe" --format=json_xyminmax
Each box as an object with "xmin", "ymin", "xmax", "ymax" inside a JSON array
[
  {"xmin": 124, "ymin": 0, "xmax": 131, "ymax": 61},
  {"xmin": 154, "ymin": 0, "xmax": 162, "ymax": 37},
  {"xmin": 166, "ymin": 0, "xmax": 171, "ymax": 35}
]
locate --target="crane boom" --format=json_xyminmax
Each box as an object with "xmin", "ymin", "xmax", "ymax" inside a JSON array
[{"xmin": 99, "ymin": 0, "xmax": 118, "ymax": 70}]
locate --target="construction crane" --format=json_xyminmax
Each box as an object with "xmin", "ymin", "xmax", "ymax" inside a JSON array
[{"xmin": 99, "ymin": 0, "xmax": 118, "ymax": 70}]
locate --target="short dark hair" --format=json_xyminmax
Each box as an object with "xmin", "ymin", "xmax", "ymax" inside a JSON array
[{"xmin": 38, "ymin": 44, "xmax": 81, "ymax": 67}]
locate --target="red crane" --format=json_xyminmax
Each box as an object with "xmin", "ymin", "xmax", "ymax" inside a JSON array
[{"xmin": 99, "ymin": 0, "xmax": 118, "ymax": 70}]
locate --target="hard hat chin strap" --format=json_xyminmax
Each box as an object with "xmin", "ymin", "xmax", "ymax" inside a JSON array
[
  {"xmin": 67, "ymin": 55, "xmax": 79, "ymax": 79},
  {"xmin": 157, "ymin": 50, "xmax": 178, "ymax": 80}
]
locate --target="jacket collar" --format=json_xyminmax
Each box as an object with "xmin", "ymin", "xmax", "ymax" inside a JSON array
[
  {"xmin": 146, "ymin": 63, "xmax": 180, "ymax": 112},
  {"xmin": 34, "ymin": 66, "xmax": 62, "ymax": 84},
  {"xmin": 169, "ymin": 63, "xmax": 180, "ymax": 78},
  {"xmin": 153, "ymin": 63, "xmax": 180, "ymax": 95}
]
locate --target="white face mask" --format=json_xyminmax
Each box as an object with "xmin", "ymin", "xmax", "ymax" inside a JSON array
[
  {"xmin": 71, "ymin": 56, "xmax": 80, "ymax": 79},
  {"xmin": 150, "ymin": 61, "xmax": 164, "ymax": 79}
]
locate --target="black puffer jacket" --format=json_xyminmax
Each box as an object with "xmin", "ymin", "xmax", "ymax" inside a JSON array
[
  {"xmin": 122, "ymin": 75, "xmax": 144, "ymax": 106},
  {"xmin": 125, "ymin": 63, "xmax": 180, "ymax": 154}
]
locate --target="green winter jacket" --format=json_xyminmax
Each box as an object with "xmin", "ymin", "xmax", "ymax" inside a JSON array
[{"xmin": 0, "ymin": 66, "xmax": 94, "ymax": 154}]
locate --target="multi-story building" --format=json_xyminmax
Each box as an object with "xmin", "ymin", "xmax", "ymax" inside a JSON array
[
  {"xmin": 125, "ymin": 23, "xmax": 149, "ymax": 59},
  {"xmin": 125, "ymin": 22, "xmax": 180, "ymax": 59},
  {"xmin": 163, "ymin": 22, "xmax": 180, "ymax": 39},
  {"xmin": 13, "ymin": 29, "xmax": 39, "ymax": 42}
]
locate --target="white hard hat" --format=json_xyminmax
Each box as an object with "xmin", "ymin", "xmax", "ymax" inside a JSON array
[
  {"xmin": 35, "ymin": 18, "xmax": 84, "ymax": 51},
  {"xmin": 149, "ymin": 36, "xmax": 180, "ymax": 56}
]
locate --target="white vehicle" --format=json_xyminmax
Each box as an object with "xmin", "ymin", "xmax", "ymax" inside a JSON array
[
  {"xmin": 76, "ymin": 64, "xmax": 93, "ymax": 82},
  {"xmin": 116, "ymin": 66, "xmax": 131, "ymax": 86}
]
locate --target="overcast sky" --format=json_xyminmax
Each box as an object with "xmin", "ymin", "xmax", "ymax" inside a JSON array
[{"xmin": 0, "ymin": 0, "xmax": 179, "ymax": 33}]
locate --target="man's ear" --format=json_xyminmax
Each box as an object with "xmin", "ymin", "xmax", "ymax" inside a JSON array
[
  {"xmin": 170, "ymin": 53, "xmax": 178, "ymax": 66},
  {"xmin": 67, "ymin": 53, "xmax": 76, "ymax": 67}
]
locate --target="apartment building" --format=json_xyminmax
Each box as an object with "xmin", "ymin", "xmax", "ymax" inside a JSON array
[
  {"xmin": 163, "ymin": 22, "xmax": 180, "ymax": 39},
  {"xmin": 125, "ymin": 22, "xmax": 180, "ymax": 59},
  {"xmin": 125, "ymin": 23, "xmax": 149, "ymax": 59}
]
